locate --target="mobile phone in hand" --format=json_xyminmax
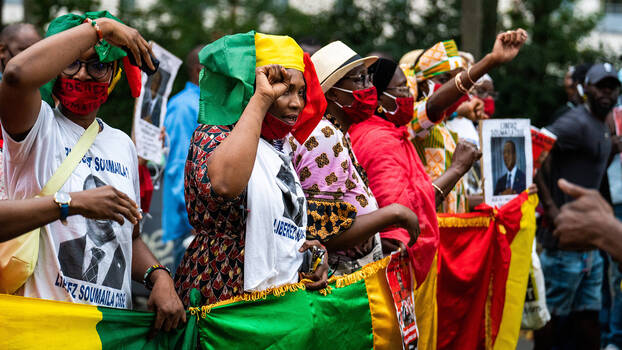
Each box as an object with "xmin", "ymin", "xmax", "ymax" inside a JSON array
[{"xmin": 122, "ymin": 46, "xmax": 160, "ymax": 75}]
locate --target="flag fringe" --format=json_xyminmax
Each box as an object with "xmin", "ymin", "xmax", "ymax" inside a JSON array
[
  {"xmin": 437, "ymin": 215, "xmax": 491, "ymax": 228},
  {"xmin": 189, "ymin": 255, "xmax": 392, "ymax": 319}
]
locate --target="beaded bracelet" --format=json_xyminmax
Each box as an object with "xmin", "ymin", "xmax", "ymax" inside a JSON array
[
  {"xmin": 83, "ymin": 18, "xmax": 103, "ymax": 42},
  {"xmin": 143, "ymin": 264, "xmax": 171, "ymax": 290}
]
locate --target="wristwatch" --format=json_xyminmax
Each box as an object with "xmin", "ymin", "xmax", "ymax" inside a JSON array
[{"xmin": 54, "ymin": 191, "xmax": 72, "ymax": 225}]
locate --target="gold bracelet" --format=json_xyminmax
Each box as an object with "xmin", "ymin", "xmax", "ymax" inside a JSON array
[
  {"xmin": 465, "ymin": 66, "xmax": 476, "ymax": 86},
  {"xmin": 454, "ymin": 73, "xmax": 468, "ymax": 95},
  {"xmin": 432, "ymin": 183, "xmax": 446, "ymax": 198}
]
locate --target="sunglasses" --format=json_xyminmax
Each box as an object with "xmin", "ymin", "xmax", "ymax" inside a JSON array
[{"xmin": 63, "ymin": 59, "xmax": 113, "ymax": 80}]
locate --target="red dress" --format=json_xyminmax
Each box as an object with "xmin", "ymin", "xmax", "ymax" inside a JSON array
[{"xmin": 349, "ymin": 115, "xmax": 439, "ymax": 285}]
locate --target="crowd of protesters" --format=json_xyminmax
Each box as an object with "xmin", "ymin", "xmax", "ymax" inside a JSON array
[{"xmin": 1, "ymin": 9, "xmax": 622, "ymax": 350}]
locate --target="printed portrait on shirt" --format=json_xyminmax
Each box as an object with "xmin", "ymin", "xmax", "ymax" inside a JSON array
[
  {"xmin": 58, "ymin": 174, "xmax": 126, "ymax": 290},
  {"xmin": 492, "ymin": 136, "xmax": 527, "ymax": 196},
  {"xmin": 276, "ymin": 153, "xmax": 306, "ymax": 227}
]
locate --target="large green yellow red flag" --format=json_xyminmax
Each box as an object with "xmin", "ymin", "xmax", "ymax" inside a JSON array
[
  {"xmin": 0, "ymin": 256, "xmax": 406, "ymax": 350},
  {"xmin": 0, "ymin": 194, "xmax": 537, "ymax": 350},
  {"xmin": 436, "ymin": 192, "xmax": 538, "ymax": 350}
]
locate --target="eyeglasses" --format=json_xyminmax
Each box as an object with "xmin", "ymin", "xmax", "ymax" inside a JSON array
[
  {"xmin": 343, "ymin": 73, "xmax": 371, "ymax": 86},
  {"xmin": 63, "ymin": 59, "xmax": 113, "ymax": 80},
  {"xmin": 384, "ymin": 86, "xmax": 411, "ymax": 96}
]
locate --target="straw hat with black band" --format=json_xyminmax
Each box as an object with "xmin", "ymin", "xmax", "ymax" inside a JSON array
[{"xmin": 311, "ymin": 41, "xmax": 378, "ymax": 93}]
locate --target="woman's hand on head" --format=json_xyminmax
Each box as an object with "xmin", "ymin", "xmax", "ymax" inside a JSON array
[
  {"xmin": 96, "ymin": 18, "xmax": 155, "ymax": 71},
  {"xmin": 489, "ymin": 28, "xmax": 528, "ymax": 65},
  {"xmin": 255, "ymin": 64, "xmax": 291, "ymax": 104}
]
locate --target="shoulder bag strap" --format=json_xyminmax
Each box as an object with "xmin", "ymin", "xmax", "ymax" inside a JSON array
[{"xmin": 39, "ymin": 119, "xmax": 99, "ymax": 196}]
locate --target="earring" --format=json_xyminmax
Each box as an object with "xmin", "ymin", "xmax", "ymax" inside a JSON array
[{"xmin": 377, "ymin": 105, "xmax": 384, "ymax": 113}]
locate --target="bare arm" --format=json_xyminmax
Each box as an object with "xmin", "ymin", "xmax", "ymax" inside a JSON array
[
  {"xmin": 0, "ymin": 186, "xmax": 141, "ymax": 243},
  {"xmin": 207, "ymin": 65, "xmax": 290, "ymax": 199},
  {"xmin": 426, "ymin": 29, "xmax": 528, "ymax": 121},
  {"xmin": 535, "ymin": 155, "xmax": 559, "ymax": 224},
  {"xmin": 0, "ymin": 18, "xmax": 154, "ymax": 137},
  {"xmin": 323, "ymin": 203, "xmax": 420, "ymax": 251},
  {"xmin": 131, "ymin": 225, "xmax": 186, "ymax": 335}
]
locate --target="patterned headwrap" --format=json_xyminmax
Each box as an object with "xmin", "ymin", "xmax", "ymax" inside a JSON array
[
  {"xmin": 198, "ymin": 31, "xmax": 326, "ymax": 143},
  {"xmin": 40, "ymin": 11, "xmax": 142, "ymax": 107},
  {"xmin": 414, "ymin": 40, "xmax": 464, "ymax": 83}
]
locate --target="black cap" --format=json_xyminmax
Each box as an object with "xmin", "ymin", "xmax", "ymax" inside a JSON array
[{"xmin": 585, "ymin": 63, "xmax": 620, "ymax": 86}]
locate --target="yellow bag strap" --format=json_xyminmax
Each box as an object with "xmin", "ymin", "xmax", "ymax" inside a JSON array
[{"xmin": 40, "ymin": 119, "xmax": 99, "ymax": 196}]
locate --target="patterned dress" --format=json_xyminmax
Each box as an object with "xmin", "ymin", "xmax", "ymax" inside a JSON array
[
  {"xmin": 174, "ymin": 125, "xmax": 247, "ymax": 306},
  {"xmin": 413, "ymin": 122, "xmax": 467, "ymax": 214},
  {"xmin": 288, "ymin": 116, "xmax": 383, "ymax": 275}
]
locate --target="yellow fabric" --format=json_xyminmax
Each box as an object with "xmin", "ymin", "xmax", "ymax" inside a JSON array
[
  {"xmin": 0, "ymin": 294, "xmax": 102, "ymax": 349},
  {"xmin": 108, "ymin": 67, "xmax": 123, "ymax": 94},
  {"xmin": 255, "ymin": 33, "xmax": 304, "ymax": 72},
  {"xmin": 493, "ymin": 194, "xmax": 539, "ymax": 350},
  {"xmin": 415, "ymin": 40, "xmax": 464, "ymax": 82},
  {"xmin": 364, "ymin": 259, "xmax": 403, "ymax": 350},
  {"xmin": 414, "ymin": 253, "xmax": 438, "ymax": 350},
  {"xmin": 0, "ymin": 119, "xmax": 99, "ymax": 294}
]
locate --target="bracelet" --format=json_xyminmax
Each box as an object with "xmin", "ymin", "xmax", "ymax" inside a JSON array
[
  {"xmin": 432, "ymin": 183, "xmax": 446, "ymax": 199},
  {"xmin": 142, "ymin": 264, "xmax": 171, "ymax": 290},
  {"xmin": 83, "ymin": 18, "xmax": 103, "ymax": 42},
  {"xmin": 465, "ymin": 66, "xmax": 477, "ymax": 86},
  {"xmin": 454, "ymin": 73, "xmax": 469, "ymax": 95}
]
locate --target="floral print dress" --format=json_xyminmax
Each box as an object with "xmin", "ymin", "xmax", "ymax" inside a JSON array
[{"xmin": 174, "ymin": 125, "xmax": 247, "ymax": 306}]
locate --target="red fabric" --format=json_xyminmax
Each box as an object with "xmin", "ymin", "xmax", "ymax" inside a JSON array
[
  {"xmin": 53, "ymin": 78, "xmax": 109, "ymax": 116},
  {"xmin": 122, "ymin": 56, "xmax": 142, "ymax": 98},
  {"xmin": 436, "ymin": 192, "xmax": 527, "ymax": 350},
  {"xmin": 290, "ymin": 53, "xmax": 326, "ymax": 144},
  {"xmin": 349, "ymin": 114, "xmax": 438, "ymax": 285},
  {"xmin": 138, "ymin": 163, "xmax": 153, "ymax": 213}
]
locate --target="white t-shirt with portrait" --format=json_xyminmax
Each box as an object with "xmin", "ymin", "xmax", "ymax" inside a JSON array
[{"xmin": 2, "ymin": 102, "xmax": 139, "ymax": 309}]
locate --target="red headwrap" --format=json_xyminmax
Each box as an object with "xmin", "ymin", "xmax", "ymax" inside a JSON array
[{"xmin": 290, "ymin": 53, "xmax": 327, "ymax": 144}]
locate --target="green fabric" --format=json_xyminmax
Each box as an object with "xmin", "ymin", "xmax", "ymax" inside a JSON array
[
  {"xmin": 96, "ymin": 306, "xmax": 197, "ymax": 350},
  {"xmin": 46, "ymin": 11, "xmax": 127, "ymax": 63},
  {"xmin": 41, "ymin": 11, "xmax": 127, "ymax": 107},
  {"xmin": 197, "ymin": 31, "xmax": 256, "ymax": 125},
  {"xmin": 198, "ymin": 280, "xmax": 373, "ymax": 350}
]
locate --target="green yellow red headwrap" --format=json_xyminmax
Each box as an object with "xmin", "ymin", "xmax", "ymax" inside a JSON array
[
  {"xmin": 40, "ymin": 11, "xmax": 142, "ymax": 107},
  {"xmin": 197, "ymin": 31, "xmax": 326, "ymax": 143},
  {"xmin": 414, "ymin": 40, "xmax": 464, "ymax": 82}
]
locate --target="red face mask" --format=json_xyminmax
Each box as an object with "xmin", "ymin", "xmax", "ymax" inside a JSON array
[
  {"xmin": 483, "ymin": 96, "xmax": 495, "ymax": 116},
  {"xmin": 261, "ymin": 112, "xmax": 295, "ymax": 140},
  {"xmin": 382, "ymin": 91, "xmax": 414, "ymax": 126},
  {"xmin": 332, "ymin": 86, "xmax": 378, "ymax": 123},
  {"xmin": 53, "ymin": 78, "xmax": 109, "ymax": 116}
]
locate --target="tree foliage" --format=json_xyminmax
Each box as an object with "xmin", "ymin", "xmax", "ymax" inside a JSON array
[
  {"xmin": 17, "ymin": 0, "xmax": 610, "ymax": 132},
  {"xmin": 493, "ymin": 0, "xmax": 606, "ymax": 126}
]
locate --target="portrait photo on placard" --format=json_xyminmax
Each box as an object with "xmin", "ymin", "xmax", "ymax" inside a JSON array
[
  {"xmin": 480, "ymin": 118, "xmax": 532, "ymax": 207},
  {"xmin": 492, "ymin": 137, "xmax": 526, "ymax": 196}
]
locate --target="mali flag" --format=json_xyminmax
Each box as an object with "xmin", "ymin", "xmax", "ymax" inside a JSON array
[
  {"xmin": 436, "ymin": 192, "xmax": 538, "ymax": 350},
  {"xmin": 0, "ymin": 256, "xmax": 405, "ymax": 349}
]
